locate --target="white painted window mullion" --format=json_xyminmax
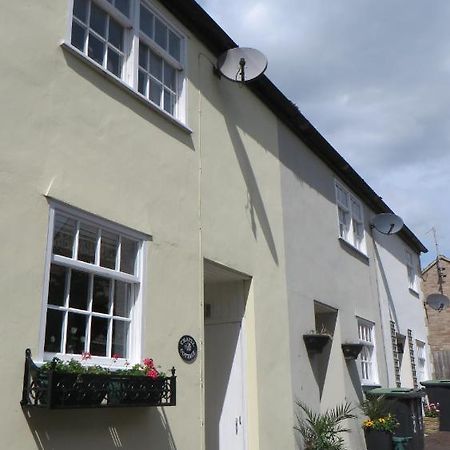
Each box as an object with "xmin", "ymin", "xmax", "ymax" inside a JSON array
[
  {"xmin": 106, "ymin": 279, "xmax": 115, "ymax": 357},
  {"xmin": 116, "ymin": 236, "xmax": 122, "ymax": 272},
  {"xmin": 61, "ymin": 310, "xmax": 69, "ymax": 354},
  {"xmin": 88, "ymin": 274, "xmax": 94, "ymax": 313},
  {"xmin": 61, "ymin": 268, "xmax": 71, "ymax": 354},
  {"xmin": 95, "ymin": 228, "xmax": 102, "ymax": 266},
  {"xmin": 73, "ymin": 220, "xmax": 80, "ymax": 260},
  {"xmin": 126, "ymin": 0, "xmax": 140, "ymax": 88},
  {"xmin": 85, "ymin": 0, "xmax": 93, "ymax": 54}
]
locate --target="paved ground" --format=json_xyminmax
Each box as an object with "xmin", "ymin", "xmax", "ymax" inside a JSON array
[{"xmin": 424, "ymin": 431, "xmax": 450, "ymax": 449}]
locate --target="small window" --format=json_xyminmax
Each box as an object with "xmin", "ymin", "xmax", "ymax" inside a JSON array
[
  {"xmin": 406, "ymin": 251, "xmax": 418, "ymax": 292},
  {"xmin": 69, "ymin": 0, "xmax": 185, "ymax": 122},
  {"xmin": 416, "ymin": 340, "xmax": 427, "ymax": 382},
  {"xmin": 358, "ymin": 319, "xmax": 378, "ymax": 384},
  {"xmin": 335, "ymin": 182, "xmax": 366, "ymax": 253},
  {"xmin": 42, "ymin": 204, "xmax": 146, "ymax": 362}
]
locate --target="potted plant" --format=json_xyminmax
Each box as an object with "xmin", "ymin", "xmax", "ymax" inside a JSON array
[
  {"xmin": 294, "ymin": 401, "xmax": 356, "ymax": 450},
  {"xmin": 303, "ymin": 326, "xmax": 332, "ymax": 354},
  {"xmin": 360, "ymin": 396, "xmax": 398, "ymax": 450}
]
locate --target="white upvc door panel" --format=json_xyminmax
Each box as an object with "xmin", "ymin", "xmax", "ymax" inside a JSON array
[{"xmin": 205, "ymin": 322, "xmax": 246, "ymax": 450}]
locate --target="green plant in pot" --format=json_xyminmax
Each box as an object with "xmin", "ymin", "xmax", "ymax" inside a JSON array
[
  {"xmin": 295, "ymin": 401, "xmax": 356, "ymax": 450},
  {"xmin": 360, "ymin": 396, "xmax": 398, "ymax": 450}
]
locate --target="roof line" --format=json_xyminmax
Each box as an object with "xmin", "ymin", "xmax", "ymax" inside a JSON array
[
  {"xmin": 422, "ymin": 255, "xmax": 450, "ymax": 274},
  {"xmin": 159, "ymin": 0, "xmax": 427, "ymax": 254}
]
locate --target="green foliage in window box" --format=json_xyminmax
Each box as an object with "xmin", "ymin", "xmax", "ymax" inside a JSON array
[{"xmin": 22, "ymin": 350, "xmax": 176, "ymax": 409}]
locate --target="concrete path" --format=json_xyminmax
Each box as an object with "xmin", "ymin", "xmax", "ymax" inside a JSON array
[{"xmin": 424, "ymin": 431, "xmax": 450, "ymax": 449}]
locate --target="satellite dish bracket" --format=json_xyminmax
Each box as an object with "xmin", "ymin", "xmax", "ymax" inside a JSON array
[
  {"xmin": 216, "ymin": 47, "xmax": 268, "ymax": 83},
  {"xmin": 426, "ymin": 293, "xmax": 450, "ymax": 312},
  {"xmin": 370, "ymin": 213, "xmax": 404, "ymax": 235}
]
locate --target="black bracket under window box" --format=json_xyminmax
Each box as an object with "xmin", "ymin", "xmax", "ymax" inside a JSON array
[
  {"xmin": 341, "ymin": 343, "xmax": 363, "ymax": 360},
  {"xmin": 20, "ymin": 349, "xmax": 176, "ymax": 409},
  {"xmin": 303, "ymin": 334, "xmax": 332, "ymax": 353}
]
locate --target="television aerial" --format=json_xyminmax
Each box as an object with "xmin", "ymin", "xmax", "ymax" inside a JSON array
[
  {"xmin": 425, "ymin": 228, "xmax": 448, "ymax": 312},
  {"xmin": 217, "ymin": 47, "xmax": 268, "ymax": 83},
  {"xmin": 426, "ymin": 293, "xmax": 450, "ymax": 312},
  {"xmin": 370, "ymin": 213, "xmax": 404, "ymax": 235}
]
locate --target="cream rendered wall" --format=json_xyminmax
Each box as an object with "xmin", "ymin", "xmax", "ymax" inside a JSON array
[
  {"xmin": 196, "ymin": 52, "xmax": 295, "ymax": 450},
  {"xmin": 0, "ymin": 1, "xmax": 201, "ymax": 449},
  {"xmin": 278, "ymin": 126, "xmax": 387, "ymax": 450},
  {"xmin": 277, "ymin": 116, "xmax": 427, "ymax": 447},
  {"xmin": 372, "ymin": 233, "xmax": 429, "ymax": 387},
  {"xmin": 0, "ymin": 1, "xmax": 427, "ymax": 450},
  {"xmin": 1, "ymin": 1, "xmax": 295, "ymax": 449}
]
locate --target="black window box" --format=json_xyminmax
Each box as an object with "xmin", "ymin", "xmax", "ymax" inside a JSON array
[
  {"xmin": 21, "ymin": 349, "xmax": 176, "ymax": 409},
  {"xmin": 303, "ymin": 333, "xmax": 332, "ymax": 353},
  {"xmin": 341, "ymin": 343, "xmax": 363, "ymax": 360}
]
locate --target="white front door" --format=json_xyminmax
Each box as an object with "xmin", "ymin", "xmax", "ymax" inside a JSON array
[{"xmin": 205, "ymin": 321, "xmax": 246, "ymax": 450}]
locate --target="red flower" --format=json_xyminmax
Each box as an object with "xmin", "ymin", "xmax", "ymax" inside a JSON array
[
  {"xmin": 147, "ymin": 368, "xmax": 159, "ymax": 379},
  {"xmin": 112, "ymin": 353, "xmax": 121, "ymax": 360},
  {"xmin": 143, "ymin": 358, "xmax": 154, "ymax": 368},
  {"xmin": 81, "ymin": 352, "xmax": 92, "ymax": 360}
]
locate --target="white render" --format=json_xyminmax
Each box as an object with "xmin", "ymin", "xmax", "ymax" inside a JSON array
[{"xmin": 0, "ymin": 1, "xmax": 429, "ymax": 449}]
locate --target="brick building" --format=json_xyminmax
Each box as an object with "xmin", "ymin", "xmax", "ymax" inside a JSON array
[{"xmin": 422, "ymin": 255, "xmax": 450, "ymax": 378}]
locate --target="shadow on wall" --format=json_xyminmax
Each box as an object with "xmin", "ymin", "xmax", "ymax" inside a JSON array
[
  {"xmin": 222, "ymin": 112, "xmax": 279, "ymax": 266},
  {"xmin": 372, "ymin": 241, "xmax": 398, "ymax": 326},
  {"xmin": 61, "ymin": 48, "xmax": 195, "ymax": 151},
  {"xmin": 346, "ymin": 359, "xmax": 365, "ymax": 405},
  {"xmin": 23, "ymin": 406, "xmax": 177, "ymax": 450},
  {"xmin": 308, "ymin": 306, "xmax": 338, "ymax": 400}
]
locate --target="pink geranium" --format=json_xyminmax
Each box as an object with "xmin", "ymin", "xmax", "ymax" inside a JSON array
[
  {"xmin": 147, "ymin": 368, "xmax": 159, "ymax": 379},
  {"xmin": 143, "ymin": 358, "xmax": 154, "ymax": 368}
]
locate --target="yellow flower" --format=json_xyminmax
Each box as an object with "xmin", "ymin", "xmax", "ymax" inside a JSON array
[
  {"xmin": 363, "ymin": 420, "xmax": 374, "ymax": 428},
  {"xmin": 378, "ymin": 418, "xmax": 386, "ymax": 423}
]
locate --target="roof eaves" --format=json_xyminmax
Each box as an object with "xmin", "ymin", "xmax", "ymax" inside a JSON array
[
  {"xmin": 422, "ymin": 255, "xmax": 450, "ymax": 274},
  {"xmin": 158, "ymin": 0, "xmax": 427, "ymax": 254}
]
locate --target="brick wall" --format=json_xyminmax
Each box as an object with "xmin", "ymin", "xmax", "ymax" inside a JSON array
[{"xmin": 422, "ymin": 256, "xmax": 450, "ymax": 377}]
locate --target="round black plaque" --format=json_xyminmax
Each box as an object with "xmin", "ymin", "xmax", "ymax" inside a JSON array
[{"xmin": 178, "ymin": 335, "xmax": 198, "ymax": 362}]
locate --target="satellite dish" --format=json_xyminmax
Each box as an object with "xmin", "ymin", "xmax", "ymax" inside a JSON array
[
  {"xmin": 427, "ymin": 293, "xmax": 450, "ymax": 312},
  {"xmin": 217, "ymin": 47, "xmax": 268, "ymax": 83},
  {"xmin": 371, "ymin": 213, "xmax": 404, "ymax": 235}
]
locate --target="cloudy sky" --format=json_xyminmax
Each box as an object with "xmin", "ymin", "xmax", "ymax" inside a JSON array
[{"xmin": 196, "ymin": 0, "xmax": 450, "ymax": 267}]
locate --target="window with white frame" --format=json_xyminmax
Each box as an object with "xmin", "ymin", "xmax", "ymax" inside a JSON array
[
  {"xmin": 416, "ymin": 340, "xmax": 427, "ymax": 383},
  {"xmin": 335, "ymin": 182, "xmax": 366, "ymax": 253},
  {"xmin": 42, "ymin": 204, "xmax": 145, "ymax": 362},
  {"xmin": 406, "ymin": 251, "xmax": 418, "ymax": 291},
  {"xmin": 69, "ymin": 0, "xmax": 185, "ymax": 120},
  {"xmin": 358, "ymin": 319, "xmax": 378, "ymax": 384}
]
